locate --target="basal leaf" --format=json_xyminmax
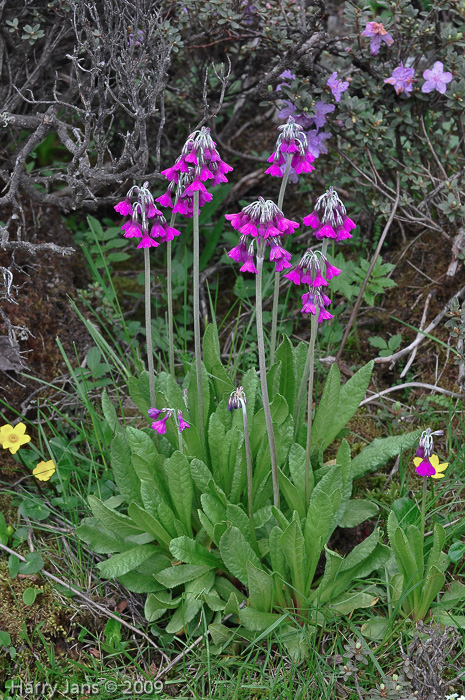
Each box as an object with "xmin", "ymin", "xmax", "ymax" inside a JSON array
[
  {"xmin": 166, "ymin": 451, "xmax": 194, "ymax": 536},
  {"xmin": 219, "ymin": 526, "xmax": 261, "ymax": 586},
  {"xmin": 110, "ymin": 432, "xmax": 142, "ymax": 506},
  {"xmin": 97, "ymin": 543, "xmax": 159, "ymax": 578},
  {"xmin": 276, "ymin": 335, "xmax": 296, "ymax": 415}
]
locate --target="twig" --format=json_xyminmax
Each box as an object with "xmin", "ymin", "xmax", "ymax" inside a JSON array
[
  {"xmin": 0, "ymin": 542, "xmax": 169, "ymax": 663},
  {"xmin": 400, "ymin": 292, "xmax": 433, "ymax": 378},
  {"xmin": 336, "ymin": 175, "xmax": 401, "ymax": 363},
  {"xmin": 374, "ymin": 283, "xmax": 465, "ymax": 366},
  {"xmin": 359, "ymin": 382, "xmax": 465, "ymax": 407}
]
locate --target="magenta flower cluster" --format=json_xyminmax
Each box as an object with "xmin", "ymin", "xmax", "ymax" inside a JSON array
[
  {"xmin": 265, "ymin": 116, "xmax": 315, "ymax": 182},
  {"xmin": 285, "ymin": 250, "xmax": 340, "ymax": 322},
  {"xmin": 148, "ymin": 406, "xmax": 190, "ymax": 435},
  {"xmin": 226, "ymin": 198, "xmax": 298, "ymax": 273},
  {"xmin": 114, "ymin": 183, "xmax": 181, "ymax": 249},
  {"xmin": 157, "ymin": 127, "xmax": 233, "ymax": 218},
  {"xmin": 304, "ymin": 186, "xmax": 356, "ymax": 241}
]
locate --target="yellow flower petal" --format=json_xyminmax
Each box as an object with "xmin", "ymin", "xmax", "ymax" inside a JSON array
[
  {"xmin": 1, "ymin": 423, "xmax": 31, "ymax": 454},
  {"xmin": 431, "ymin": 473, "xmax": 445, "ymax": 479},
  {"xmin": 33, "ymin": 460, "xmax": 56, "ymax": 482},
  {"xmin": 435, "ymin": 462, "xmax": 448, "ymax": 473},
  {"xmin": 15, "ymin": 422, "xmax": 27, "ymax": 436},
  {"xmin": 430, "ymin": 454, "xmax": 440, "ymax": 469},
  {"xmin": 413, "ymin": 457, "xmax": 422, "ymax": 467}
]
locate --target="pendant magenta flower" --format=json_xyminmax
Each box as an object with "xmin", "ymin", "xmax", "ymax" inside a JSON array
[
  {"xmin": 115, "ymin": 182, "xmax": 181, "ymax": 248},
  {"xmin": 157, "ymin": 126, "xmax": 232, "ymax": 218},
  {"xmin": 148, "ymin": 407, "xmax": 190, "ymax": 435},
  {"xmin": 384, "ymin": 62, "xmax": 416, "ymax": 95},
  {"xmin": 226, "ymin": 197, "xmax": 298, "ymax": 273},
  {"xmin": 361, "ymin": 21, "xmax": 394, "ymax": 55},
  {"xmin": 285, "ymin": 250, "xmax": 339, "ymax": 322},
  {"xmin": 413, "ymin": 428, "xmax": 448, "ymax": 479},
  {"xmin": 303, "ymin": 186, "xmax": 356, "ymax": 241},
  {"xmin": 421, "ymin": 61, "xmax": 453, "ymax": 95}
]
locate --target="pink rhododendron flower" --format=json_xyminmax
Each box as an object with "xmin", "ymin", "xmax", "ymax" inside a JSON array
[
  {"xmin": 421, "ymin": 61, "xmax": 453, "ymax": 94},
  {"xmin": 384, "ymin": 62, "xmax": 416, "ymax": 95},
  {"xmin": 327, "ymin": 72, "xmax": 349, "ymax": 102},
  {"xmin": 361, "ymin": 21, "xmax": 394, "ymax": 55}
]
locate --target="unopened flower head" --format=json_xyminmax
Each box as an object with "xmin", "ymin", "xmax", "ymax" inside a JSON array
[
  {"xmin": 303, "ymin": 186, "xmax": 356, "ymax": 241},
  {"xmin": 285, "ymin": 250, "xmax": 339, "ymax": 322},
  {"xmin": 265, "ymin": 116, "xmax": 315, "ymax": 179},
  {"xmin": 115, "ymin": 182, "xmax": 181, "ymax": 248},
  {"xmin": 149, "ymin": 406, "xmax": 190, "ymax": 434},
  {"xmin": 361, "ymin": 21, "xmax": 394, "ymax": 55},
  {"xmin": 157, "ymin": 127, "xmax": 233, "ymax": 218},
  {"xmin": 413, "ymin": 428, "xmax": 448, "ymax": 479},
  {"xmin": 228, "ymin": 386, "xmax": 247, "ymax": 411},
  {"xmin": 226, "ymin": 197, "xmax": 298, "ymax": 273}
]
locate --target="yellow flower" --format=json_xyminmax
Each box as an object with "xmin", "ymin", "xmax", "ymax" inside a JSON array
[
  {"xmin": 32, "ymin": 460, "xmax": 56, "ymax": 481},
  {"xmin": 0, "ymin": 423, "xmax": 31, "ymax": 454},
  {"xmin": 413, "ymin": 453, "xmax": 449, "ymax": 479}
]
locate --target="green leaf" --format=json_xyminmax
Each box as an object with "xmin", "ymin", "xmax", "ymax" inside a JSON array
[
  {"xmin": 209, "ymin": 622, "xmax": 234, "ymax": 645},
  {"xmin": 209, "ymin": 411, "xmax": 227, "ymax": 485},
  {"xmin": 417, "ymin": 565, "xmax": 445, "ymax": 620},
  {"xmin": 276, "ymin": 335, "xmax": 296, "ymax": 414},
  {"xmin": 339, "ymin": 500, "xmax": 379, "ymax": 528},
  {"xmin": 88, "ymin": 496, "xmax": 143, "ymax": 538},
  {"xmin": 440, "ymin": 581, "xmax": 465, "ymax": 609},
  {"xmin": 280, "ymin": 520, "xmax": 306, "ymax": 602},
  {"xmin": 352, "ymin": 430, "xmax": 421, "ymax": 479},
  {"xmin": 190, "ymin": 458, "xmax": 214, "ymax": 492},
  {"xmin": 266, "ymin": 361, "xmax": 282, "ymax": 398},
  {"xmin": 203, "ymin": 324, "xmax": 233, "ymax": 401},
  {"xmin": 126, "ymin": 427, "xmax": 165, "ymax": 489},
  {"xmin": 304, "ymin": 492, "xmax": 334, "ymax": 590},
  {"xmin": 76, "ymin": 517, "xmax": 134, "ymax": 554},
  {"xmin": 324, "ymin": 362, "xmax": 373, "ymax": 451},
  {"xmin": 8, "ymin": 553, "xmax": 20, "ymax": 579},
  {"xmin": 97, "ymin": 543, "xmax": 159, "ymax": 578},
  {"xmin": 279, "ymin": 469, "xmax": 306, "ymax": 520},
  {"xmin": 166, "ymin": 596, "xmax": 202, "ymax": 634},
  {"xmin": 145, "ymin": 591, "xmax": 178, "ymax": 622},
  {"xmin": 226, "ymin": 503, "xmax": 254, "ymax": 547},
  {"xmin": 104, "ymin": 618, "xmax": 122, "ymax": 648},
  {"xmin": 128, "ymin": 503, "xmax": 171, "ymax": 548},
  {"xmin": 329, "ymin": 590, "xmax": 378, "ymax": 615},
  {"xmin": 448, "ymin": 541, "xmax": 465, "ymax": 563},
  {"xmin": 269, "ymin": 526, "xmax": 287, "ymax": 580},
  {"xmin": 101, "ymin": 390, "xmax": 120, "ymax": 433},
  {"xmin": 110, "ymin": 431, "xmax": 142, "ymax": 506},
  {"xmin": 169, "ymin": 536, "xmax": 220, "ymax": 568},
  {"xmin": 128, "ymin": 370, "xmax": 151, "ymax": 415},
  {"xmin": 360, "ymin": 617, "xmax": 389, "ymax": 640},
  {"xmin": 116, "ymin": 571, "xmax": 165, "ymax": 594},
  {"xmin": 219, "ymin": 526, "xmax": 261, "ymax": 586},
  {"xmin": 288, "ymin": 443, "xmax": 307, "ymax": 496},
  {"xmin": 425, "ymin": 523, "xmax": 446, "ymax": 573},
  {"xmin": 188, "ymin": 361, "xmax": 210, "ymax": 437},
  {"xmin": 247, "ymin": 561, "xmax": 274, "ymax": 613},
  {"xmin": 155, "ymin": 564, "xmax": 213, "ymax": 588},
  {"xmin": 166, "ymin": 451, "xmax": 194, "ymax": 536},
  {"xmin": 241, "ymin": 367, "xmax": 259, "ymax": 426},
  {"xmin": 311, "ymin": 363, "xmax": 341, "ymax": 449},
  {"xmin": 19, "ymin": 499, "xmax": 50, "ymax": 522},
  {"xmin": 391, "ymin": 497, "xmax": 420, "ymax": 528},
  {"xmin": 22, "ymin": 587, "xmax": 39, "ymax": 606},
  {"xmin": 18, "ymin": 553, "xmax": 44, "ymax": 575},
  {"xmin": 239, "ymin": 608, "xmax": 287, "ymax": 632}
]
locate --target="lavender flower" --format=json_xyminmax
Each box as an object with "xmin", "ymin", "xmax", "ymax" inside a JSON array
[
  {"xmin": 360, "ymin": 21, "xmax": 393, "ymax": 55},
  {"xmin": 157, "ymin": 127, "xmax": 233, "ymax": 218},
  {"xmin": 303, "ymin": 186, "xmax": 356, "ymax": 242},
  {"xmin": 276, "ymin": 70, "xmax": 296, "ymax": 91},
  {"xmin": 285, "ymin": 250, "xmax": 336, "ymax": 322},
  {"xmin": 306, "ymin": 130, "xmax": 331, "ymax": 159},
  {"xmin": 265, "ymin": 116, "xmax": 315, "ymax": 179},
  {"xmin": 116, "ymin": 183, "xmax": 181, "ymax": 248},
  {"xmin": 421, "ymin": 61, "xmax": 453, "ymax": 94},
  {"xmin": 384, "ymin": 62, "xmax": 416, "ymax": 95},
  {"xmin": 313, "ymin": 101, "xmax": 336, "ymax": 128},
  {"xmin": 226, "ymin": 197, "xmax": 298, "ymax": 273},
  {"xmin": 327, "ymin": 72, "xmax": 349, "ymax": 102}
]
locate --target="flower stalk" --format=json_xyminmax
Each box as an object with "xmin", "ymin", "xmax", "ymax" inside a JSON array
[
  {"xmin": 144, "ymin": 247, "xmax": 156, "ymax": 408},
  {"xmin": 192, "ymin": 190, "xmax": 205, "ymax": 448},
  {"xmin": 256, "ymin": 250, "xmax": 280, "ymax": 509},
  {"xmin": 305, "ymin": 309, "xmax": 319, "ymax": 505}
]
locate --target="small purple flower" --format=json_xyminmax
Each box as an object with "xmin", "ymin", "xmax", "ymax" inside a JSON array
[
  {"xmin": 384, "ymin": 62, "xmax": 416, "ymax": 95},
  {"xmin": 327, "ymin": 72, "xmax": 349, "ymax": 103},
  {"xmin": 361, "ymin": 21, "xmax": 393, "ymax": 55},
  {"xmin": 306, "ymin": 130, "xmax": 331, "ymax": 159},
  {"xmin": 148, "ymin": 407, "xmax": 162, "ymax": 419},
  {"xmin": 421, "ymin": 61, "xmax": 453, "ymax": 95},
  {"xmin": 313, "ymin": 102, "xmax": 335, "ymax": 129},
  {"xmin": 152, "ymin": 414, "xmax": 170, "ymax": 435},
  {"xmin": 415, "ymin": 458, "xmax": 436, "ymax": 477},
  {"xmin": 114, "ymin": 198, "xmax": 133, "ymax": 216},
  {"xmin": 276, "ymin": 70, "xmax": 296, "ymax": 91},
  {"xmin": 266, "ymin": 117, "xmax": 315, "ymax": 182},
  {"xmin": 286, "ymin": 250, "xmax": 334, "ymax": 322}
]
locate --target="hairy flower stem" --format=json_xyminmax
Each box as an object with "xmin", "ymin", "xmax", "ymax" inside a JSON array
[
  {"xmin": 256, "ymin": 254, "xmax": 280, "ymax": 509},
  {"xmin": 166, "ymin": 209, "xmax": 178, "ymax": 377},
  {"xmin": 293, "ymin": 240, "xmax": 328, "ymax": 427},
  {"xmin": 240, "ymin": 397, "xmax": 259, "ymax": 553},
  {"xmin": 270, "ymin": 155, "xmax": 292, "ymax": 366},
  {"xmin": 305, "ymin": 309, "xmax": 319, "ymax": 505},
  {"xmin": 193, "ymin": 191, "xmax": 205, "ymax": 448},
  {"xmin": 144, "ymin": 248, "xmax": 156, "ymax": 407},
  {"xmin": 420, "ymin": 475, "xmax": 427, "ymax": 569}
]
